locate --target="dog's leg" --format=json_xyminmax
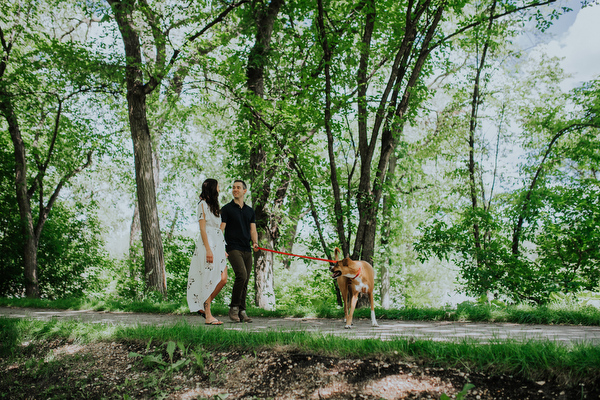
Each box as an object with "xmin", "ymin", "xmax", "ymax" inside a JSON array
[
  {"xmin": 345, "ymin": 293, "xmax": 359, "ymax": 329},
  {"xmin": 369, "ymin": 291, "xmax": 378, "ymax": 327},
  {"xmin": 338, "ymin": 277, "xmax": 349, "ymax": 324}
]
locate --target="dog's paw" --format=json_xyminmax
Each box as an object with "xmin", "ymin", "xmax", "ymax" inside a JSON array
[
  {"xmin": 371, "ymin": 322, "xmax": 379, "ymax": 327},
  {"xmin": 344, "ymin": 325, "xmax": 352, "ymax": 329}
]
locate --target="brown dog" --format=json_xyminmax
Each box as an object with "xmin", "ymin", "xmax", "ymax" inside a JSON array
[{"xmin": 329, "ymin": 247, "xmax": 378, "ymax": 329}]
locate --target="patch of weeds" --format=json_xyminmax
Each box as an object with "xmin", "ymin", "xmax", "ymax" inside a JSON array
[
  {"xmin": 129, "ymin": 339, "xmax": 190, "ymax": 378},
  {"xmin": 441, "ymin": 383, "xmax": 475, "ymax": 400},
  {"xmin": 208, "ymin": 354, "xmax": 229, "ymax": 386},
  {"xmin": 190, "ymin": 346, "xmax": 210, "ymax": 374},
  {"xmin": 0, "ymin": 318, "xmax": 20, "ymax": 357},
  {"xmin": 128, "ymin": 338, "xmax": 231, "ymax": 390}
]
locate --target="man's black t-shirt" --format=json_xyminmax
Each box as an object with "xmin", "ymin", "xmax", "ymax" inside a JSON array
[{"xmin": 221, "ymin": 200, "xmax": 256, "ymax": 252}]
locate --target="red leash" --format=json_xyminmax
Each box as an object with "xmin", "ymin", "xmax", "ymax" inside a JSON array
[{"xmin": 257, "ymin": 246, "xmax": 335, "ymax": 263}]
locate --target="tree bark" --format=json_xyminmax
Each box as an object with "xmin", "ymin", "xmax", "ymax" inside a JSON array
[
  {"xmin": 1, "ymin": 94, "xmax": 39, "ymax": 298},
  {"xmin": 468, "ymin": 0, "xmax": 497, "ymax": 262},
  {"xmin": 353, "ymin": 0, "xmax": 444, "ymax": 264},
  {"xmin": 246, "ymin": 0, "xmax": 285, "ymax": 309},
  {"xmin": 108, "ymin": 0, "xmax": 166, "ymax": 295},
  {"xmin": 318, "ymin": 0, "xmax": 348, "ymax": 256},
  {"xmin": 379, "ymin": 151, "xmax": 398, "ymax": 309},
  {"xmin": 353, "ymin": 0, "xmax": 377, "ymax": 262}
]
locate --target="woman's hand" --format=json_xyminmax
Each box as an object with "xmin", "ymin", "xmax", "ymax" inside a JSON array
[{"xmin": 206, "ymin": 248, "xmax": 214, "ymax": 263}]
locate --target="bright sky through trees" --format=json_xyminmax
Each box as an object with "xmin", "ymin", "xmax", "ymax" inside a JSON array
[{"xmin": 540, "ymin": 0, "xmax": 600, "ymax": 89}]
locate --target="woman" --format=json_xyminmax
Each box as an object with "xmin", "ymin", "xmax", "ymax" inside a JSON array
[{"xmin": 187, "ymin": 178, "xmax": 228, "ymax": 325}]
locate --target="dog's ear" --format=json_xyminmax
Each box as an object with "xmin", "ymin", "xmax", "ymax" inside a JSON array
[{"xmin": 342, "ymin": 258, "xmax": 349, "ymax": 266}]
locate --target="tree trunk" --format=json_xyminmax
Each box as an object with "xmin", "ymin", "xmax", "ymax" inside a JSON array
[
  {"xmin": 318, "ymin": 0, "xmax": 348, "ymax": 256},
  {"xmin": 353, "ymin": 1, "xmax": 444, "ymax": 264},
  {"xmin": 254, "ymin": 171, "xmax": 290, "ymax": 310},
  {"xmin": 128, "ymin": 204, "xmax": 142, "ymax": 277},
  {"xmin": 254, "ymin": 231, "xmax": 276, "ymax": 310},
  {"xmin": 468, "ymin": 1, "xmax": 497, "ymax": 262},
  {"xmin": 130, "ymin": 91, "xmax": 167, "ymax": 294},
  {"xmin": 379, "ymin": 151, "xmax": 398, "ymax": 309},
  {"xmin": 353, "ymin": 0, "xmax": 377, "ymax": 263},
  {"xmin": 109, "ymin": 0, "xmax": 166, "ymax": 295},
  {"xmin": 128, "ymin": 114, "xmax": 162, "ymax": 281},
  {"xmin": 1, "ymin": 95, "xmax": 39, "ymax": 298},
  {"xmin": 246, "ymin": 0, "xmax": 285, "ymax": 309}
]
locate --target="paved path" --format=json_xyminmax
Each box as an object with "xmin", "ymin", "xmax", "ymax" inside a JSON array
[{"xmin": 2, "ymin": 306, "xmax": 600, "ymax": 344}]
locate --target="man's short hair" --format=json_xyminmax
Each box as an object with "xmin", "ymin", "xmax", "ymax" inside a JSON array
[{"xmin": 234, "ymin": 179, "xmax": 247, "ymax": 190}]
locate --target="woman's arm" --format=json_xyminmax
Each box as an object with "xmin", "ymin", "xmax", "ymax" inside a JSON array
[{"xmin": 199, "ymin": 203, "xmax": 213, "ymax": 263}]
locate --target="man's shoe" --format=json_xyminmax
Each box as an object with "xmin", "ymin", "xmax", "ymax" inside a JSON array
[
  {"xmin": 229, "ymin": 306, "xmax": 240, "ymax": 322},
  {"xmin": 239, "ymin": 310, "xmax": 253, "ymax": 323}
]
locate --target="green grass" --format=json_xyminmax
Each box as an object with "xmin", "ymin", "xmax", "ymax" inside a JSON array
[
  {"xmin": 2, "ymin": 297, "xmax": 600, "ymax": 326},
  {"xmin": 1, "ymin": 317, "xmax": 599, "ymax": 386}
]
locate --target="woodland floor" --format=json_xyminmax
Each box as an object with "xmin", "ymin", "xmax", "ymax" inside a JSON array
[{"xmin": 1, "ymin": 338, "xmax": 599, "ymax": 399}]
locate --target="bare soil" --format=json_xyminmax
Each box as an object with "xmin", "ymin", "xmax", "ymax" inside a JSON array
[{"xmin": 1, "ymin": 338, "xmax": 598, "ymax": 399}]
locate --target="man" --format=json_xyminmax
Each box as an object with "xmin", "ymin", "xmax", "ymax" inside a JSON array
[{"xmin": 220, "ymin": 180, "xmax": 258, "ymax": 323}]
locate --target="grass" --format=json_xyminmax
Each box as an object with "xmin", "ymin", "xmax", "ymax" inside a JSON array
[{"xmin": 1, "ymin": 316, "xmax": 599, "ymax": 387}]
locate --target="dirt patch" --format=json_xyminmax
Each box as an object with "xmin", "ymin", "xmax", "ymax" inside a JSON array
[{"xmin": 1, "ymin": 338, "xmax": 597, "ymax": 399}]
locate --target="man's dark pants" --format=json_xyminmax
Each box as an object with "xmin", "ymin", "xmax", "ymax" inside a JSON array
[{"xmin": 228, "ymin": 250, "xmax": 252, "ymax": 311}]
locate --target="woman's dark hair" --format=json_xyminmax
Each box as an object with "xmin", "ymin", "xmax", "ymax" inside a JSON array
[{"xmin": 200, "ymin": 179, "xmax": 220, "ymax": 217}]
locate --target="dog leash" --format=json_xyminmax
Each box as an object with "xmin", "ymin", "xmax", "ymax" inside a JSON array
[{"xmin": 256, "ymin": 246, "xmax": 335, "ymax": 263}]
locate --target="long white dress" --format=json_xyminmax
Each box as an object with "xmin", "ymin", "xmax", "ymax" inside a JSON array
[{"xmin": 187, "ymin": 200, "xmax": 227, "ymax": 313}]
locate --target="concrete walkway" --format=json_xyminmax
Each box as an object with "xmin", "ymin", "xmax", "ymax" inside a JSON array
[{"xmin": 2, "ymin": 306, "xmax": 600, "ymax": 344}]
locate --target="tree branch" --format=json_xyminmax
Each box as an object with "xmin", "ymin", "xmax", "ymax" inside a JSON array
[
  {"xmin": 144, "ymin": 0, "xmax": 249, "ymax": 94},
  {"xmin": 432, "ymin": 0, "xmax": 557, "ymax": 51}
]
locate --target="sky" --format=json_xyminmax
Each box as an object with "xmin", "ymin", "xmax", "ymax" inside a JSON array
[{"xmin": 536, "ymin": 0, "xmax": 600, "ymax": 89}]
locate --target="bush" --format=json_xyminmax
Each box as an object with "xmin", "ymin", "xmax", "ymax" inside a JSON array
[{"xmin": 113, "ymin": 234, "xmax": 196, "ymax": 303}]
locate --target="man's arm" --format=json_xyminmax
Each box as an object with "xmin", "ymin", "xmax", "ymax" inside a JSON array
[{"xmin": 250, "ymin": 222, "xmax": 258, "ymax": 251}]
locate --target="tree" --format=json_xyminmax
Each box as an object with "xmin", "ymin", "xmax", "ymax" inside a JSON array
[
  {"xmin": 244, "ymin": 0, "xmax": 286, "ymax": 310},
  {"xmin": 415, "ymin": 62, "xmax": 600, "ymax": 303},
  {"xmin": 0, "ymin": 1, "xmax": 118, "ymax": 297},
  {"xmin": 103, "ymin": 0, "xmax": 246, "ymax": 295}
]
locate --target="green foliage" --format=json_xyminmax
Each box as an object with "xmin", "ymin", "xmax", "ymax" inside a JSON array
[
  {"xmin": 163, "ymin": 235, "xmax": 196, "ymax": 302},
  {"xmin": 1, "ymin": 0, "xmax": 596, "ymax": 309},
  {"xmin": 0, "ymin": 140, "xmax": 23, "ymax": 296},
  {"xmin": 36, "ymin": 203, "xmax": 113, "ymax": 299},
  {"xmin": 415, "ymin": 76, "xmax": 600, "ymax": 304},
  {"xmin": 0, "ymin": 318, "xmax": 20, "ymax": 357},
  {"xmin": 128, "ymin": 340, "xmax": 191, "ymax": 376},
  {"xmin": 416, "ymin": 193, "xmax": 600, "ymax": 305},
  {"xmin": 274, "ymin": 261, "xmax": 338, "ymax": 316},
  {"xmin": 0, "ymin": 166, "xmax": 112, "ymax": 299},
  {"xmin": 535, "ymin": 185, "xmax": 600, "ymax": 294},
  {"xmin": 112, "ymin": 234, "xmax": 195, "ymax": 302}
]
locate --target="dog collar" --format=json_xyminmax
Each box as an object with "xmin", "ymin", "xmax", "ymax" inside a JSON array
[{"xmin": 352, "ymin": 268, "xmax": 361, "ymax": 280}]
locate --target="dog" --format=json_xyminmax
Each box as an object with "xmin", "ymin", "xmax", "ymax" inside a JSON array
[{"xmin": 329, "ymin": 247, "xmax": 378, "ymax": 329}]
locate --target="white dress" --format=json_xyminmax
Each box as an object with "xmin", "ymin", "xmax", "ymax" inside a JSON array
[{"xmin": 187, "ymin": 200, "xmax": 227, "ymax": 313}]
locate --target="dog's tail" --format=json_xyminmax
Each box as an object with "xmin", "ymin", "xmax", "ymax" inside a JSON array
[{"xmin": 334, "ymin": 247, "xmax": 342, "ymax": 261}]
